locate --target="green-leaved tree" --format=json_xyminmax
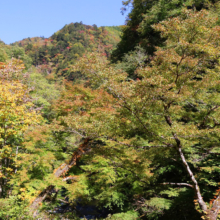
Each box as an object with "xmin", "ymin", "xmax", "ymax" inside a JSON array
[{"xmin": 70, "ymin": 9, "xmax": 220, "ymax": 220}]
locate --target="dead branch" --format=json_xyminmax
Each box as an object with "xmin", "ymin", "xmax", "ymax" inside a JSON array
[{"xmin": 161, "ymin": 182, "xmax": 194, "ymax": 188}]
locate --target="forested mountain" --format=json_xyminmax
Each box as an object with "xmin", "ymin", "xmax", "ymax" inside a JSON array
[
  {"xmin": 12, "ymin": 23, "xmax": 121, "ymax": 77},
  {"xmin": 1, "ymin": 1, "xmax": 220, "ymax": 220},
  {"xmin": 0, "ymin": 40, "xmax": 32, "ymax": 68}
]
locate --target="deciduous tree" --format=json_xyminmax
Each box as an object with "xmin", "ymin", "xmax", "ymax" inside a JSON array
[{"xmin": 71, "ymin": 9, "xmax": 220, "ymax": 220}]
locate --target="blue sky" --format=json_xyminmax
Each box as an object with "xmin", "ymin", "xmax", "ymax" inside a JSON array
[{"xmin": 0, "ymin": 0, "xmax": 129, "ymax": 44}]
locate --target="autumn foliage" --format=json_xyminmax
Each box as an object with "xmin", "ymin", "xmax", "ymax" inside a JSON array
[{"xmin": 2, "ymin": 3, "xmax": 220, "ymax": 220}]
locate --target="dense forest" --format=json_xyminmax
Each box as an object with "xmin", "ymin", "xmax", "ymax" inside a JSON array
[{"xmin": 1, "ymin": 0, "xmax": 220, "ymax": 219}]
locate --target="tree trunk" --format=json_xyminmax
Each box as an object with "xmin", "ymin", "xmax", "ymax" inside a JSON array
[
  {"xmin": 173, "ymin": 133, "xmax": 220, "ymax": 220},
  {"xmin": 206, "ymin": 195, "xmax": 220, "ymax": 220},
  {"xmin": 206, "ymin": 212, "xmax": 218, "ymax": 220},
  {"xmin": 29, "ymin": 185, "xmax": 54, "ymax": 217},
  {"xmin": 29, "ymin": 138, "xmax": 92, "ymax": 215},
  {"xmin": 173, "ymin": 133, "xmax": 208, "ymax": 212}
]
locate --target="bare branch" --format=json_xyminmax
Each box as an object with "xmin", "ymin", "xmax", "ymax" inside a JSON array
[
  {"xmin": 62, "ymin": 176, "xmax": 78, "ymax": 181},
  {"xmin": 68, "ymin": 129, "xmax": 87, "ymax": 138},
  {"xmin": 161, "ymin": 182, "xmax": 194, "ymax": 188},
  {"xmin": 165, "ymin": 115, "xmax": 172, "ymax": 127},
  {"xmin": 57, "ymin": 199, "xmax": 69, "ymax": 204}
]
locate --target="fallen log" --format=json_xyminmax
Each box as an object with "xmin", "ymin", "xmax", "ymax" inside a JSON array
[
  {"xmin": 29, "ymin": 138, "xmax": 92, "ymax": 216},
  {"xmin": 53, "ymin": 138, "xmax": 91, "ymax": 178}
]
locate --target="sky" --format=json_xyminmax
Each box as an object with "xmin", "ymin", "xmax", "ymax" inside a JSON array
[{"xmin": 0, "ymin": 0, "xmax": 130, "ymax": 44}]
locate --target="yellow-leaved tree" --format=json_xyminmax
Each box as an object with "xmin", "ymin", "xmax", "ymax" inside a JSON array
[{"xmin": 0, "ymin": 59, "xmax": 41, "ymax": 198}]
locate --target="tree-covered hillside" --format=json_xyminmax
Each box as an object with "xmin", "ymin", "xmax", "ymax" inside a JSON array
[
  {"xmin": 1, "ymin": 2, "xmax": 220, "ymax": 220},
  {"xmin": 12, "ymin": 23, "xmax": 121, "ymax": 76},
  {"xmin": 0, "ymin": 41, "xmax": 32, "ymax": 68}
]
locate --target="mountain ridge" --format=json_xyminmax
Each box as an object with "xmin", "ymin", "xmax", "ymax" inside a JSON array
[{"xmin": 9, "ymin": 23, "xmax": 121, "ymax": 74}]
